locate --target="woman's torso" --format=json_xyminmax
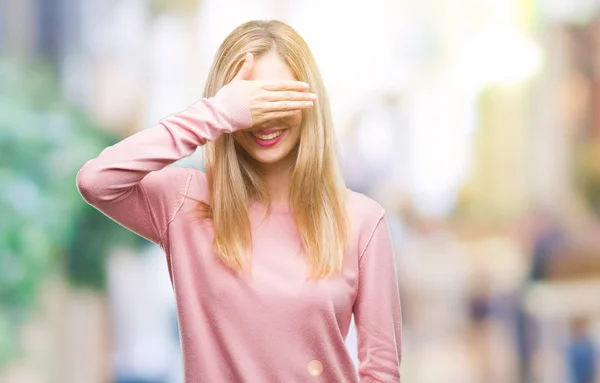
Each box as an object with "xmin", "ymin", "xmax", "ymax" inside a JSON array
[{"xmin": 162, "ymin": 169, "xmax": 378, "ymax": 382}]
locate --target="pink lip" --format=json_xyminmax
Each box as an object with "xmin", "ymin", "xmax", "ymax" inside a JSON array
[{"xmin": 251, "ymin": 130, "xmax": 285, "ymax": 147}]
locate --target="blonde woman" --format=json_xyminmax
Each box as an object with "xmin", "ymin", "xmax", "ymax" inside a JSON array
[{"xmin": 77, "ymin": 20, "xmax": 402, "ymax": 382}]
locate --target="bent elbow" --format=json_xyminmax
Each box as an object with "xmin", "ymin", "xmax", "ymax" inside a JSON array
[{"xmin": 76, "ymin": 162, "xmax": 102, "ymax": 205}]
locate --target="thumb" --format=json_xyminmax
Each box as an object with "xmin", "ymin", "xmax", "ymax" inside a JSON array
[{"xmin": 233, "ymin": 52, "xmax": 254, "ymax": 81}]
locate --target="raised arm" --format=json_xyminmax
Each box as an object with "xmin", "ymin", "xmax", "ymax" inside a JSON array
[
  {"xmin": 353, "ymin": 213, "xmax": 403, "ymax": 382},
  {"xmin": 76, "ymin": 86, "xmax": 251, "ymax": 245},
  {"xmin": 76, "ymin": 52, "xmax": 316, "ymax": 246}
]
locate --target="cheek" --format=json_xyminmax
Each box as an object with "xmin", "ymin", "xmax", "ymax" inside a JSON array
[
  {"xmin": 291, "ymin": 113, "xmax": 303, "ymax": 128},
  {"xmin": 286, "ymin": 126, "xmax": 301, "ymax": 147},
  {"xmin": 287, "ymin": 114, "xmax": 303, "ymax": 138}
]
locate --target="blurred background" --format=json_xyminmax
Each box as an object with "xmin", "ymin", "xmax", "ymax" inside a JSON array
[{"xmin": 3, "ymin": 0, "xmax": 600, "ymax": 382}]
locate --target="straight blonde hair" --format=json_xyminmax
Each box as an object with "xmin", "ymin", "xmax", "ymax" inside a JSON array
[{"xmin": 198, "ymin": 20, "xmax": 349, "ymax": 279}]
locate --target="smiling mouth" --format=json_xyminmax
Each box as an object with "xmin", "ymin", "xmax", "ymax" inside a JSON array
[
  {"xmin": 250, "ymin": 129, "xmax": 285, "ymax": 147},
  {"xmin": 251, "ymin": 130, "xmax": 283, "ymax": 140}
]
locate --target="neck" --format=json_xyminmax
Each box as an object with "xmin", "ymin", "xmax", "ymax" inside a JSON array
[{"xmin": 258, "ymin": 155, "xmax": 295, "ymax": 206}]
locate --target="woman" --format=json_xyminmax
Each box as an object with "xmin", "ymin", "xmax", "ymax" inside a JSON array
[{"xmin": 77, "ymin": 20, "xmax": 402, "ymax": 382}]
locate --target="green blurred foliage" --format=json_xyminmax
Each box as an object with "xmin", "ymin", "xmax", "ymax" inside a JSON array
[{"xmin": 0, "ymin": 59, "xmax": 138, "ymax": 366}]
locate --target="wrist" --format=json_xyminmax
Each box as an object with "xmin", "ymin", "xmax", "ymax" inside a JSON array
[{"xmin": 212, "ymin": 85, "xmax": 253, "ymax": 131}]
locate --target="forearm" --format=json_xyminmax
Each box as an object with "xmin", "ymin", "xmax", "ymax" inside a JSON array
[{"xmin": 76, "ymin": 89, "xmax": 251, "ymax": 204}]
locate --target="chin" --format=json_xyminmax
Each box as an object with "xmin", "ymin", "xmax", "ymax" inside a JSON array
[{"xmin": 250, "ymin": 150, "xmax": 292, "ymax": 165}]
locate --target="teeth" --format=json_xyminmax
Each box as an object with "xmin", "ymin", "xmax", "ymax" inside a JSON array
[{"xmin": 252, "ymin": 131, "xmax": 283, "ymax": 140}]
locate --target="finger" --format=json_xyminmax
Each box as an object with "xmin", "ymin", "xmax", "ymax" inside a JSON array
[
  {"xmin": 254, "ymin": 110, "xmax": 302, "ymax": 125},
  {"xmin": 263, "ymin": 90, "xmax": 317, "ymax": 102},
  {"xmin": 261, "ymin": 81, "xmax": 310, "ymax": 92},
  {"xmin": 260, "ymin": 100, "xmax": 314, "ymax": 112},
  {"xmin": 233, "ymin": 52, "xmax": 254, "ymax": 81}
]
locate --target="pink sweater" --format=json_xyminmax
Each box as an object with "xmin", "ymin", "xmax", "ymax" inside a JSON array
[{"xmin": 76, "ymin": 88, "xmax": 402, "ymax": 383}]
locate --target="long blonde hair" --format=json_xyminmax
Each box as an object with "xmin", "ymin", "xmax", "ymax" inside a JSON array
[{"xmin": 199, "ymin": 20, "xmax": 349, "ymax": 279}]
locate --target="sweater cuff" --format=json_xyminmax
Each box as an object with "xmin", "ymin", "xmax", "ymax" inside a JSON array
[{"xmin": 212, "ymin": 85, "xmax": 253, "ymax": 131}]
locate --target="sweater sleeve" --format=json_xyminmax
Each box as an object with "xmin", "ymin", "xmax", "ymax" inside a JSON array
[
  {"xmin": 76, "ymin": 86, "xmax": 252, "ymax": 247},
  {"xmin": 353, "ymin": 213, "xmax": 403, "ymax": 382}
]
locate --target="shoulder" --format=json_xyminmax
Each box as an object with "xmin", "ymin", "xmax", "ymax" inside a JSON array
[
  {"xmin": 185, "ymin": 168, "xmax": 209, "ymax": 199},
  {"xmin": 144, "ymin": 167, "xmax": 209, "ymax": 219},
  {"xmin": 145, "ymin": 166, "xmax": 209, "ymax": 191},
  {"xmin": 345, "ymin": 188, "xmax": 387, "ymax": 247},
  {"xmin": 346, "ymin": 188, "xmax": 386, "ymax": 223},
  {"xmin": 143, "ymin": 166, "xmax": 191, "ymax": 193}
]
